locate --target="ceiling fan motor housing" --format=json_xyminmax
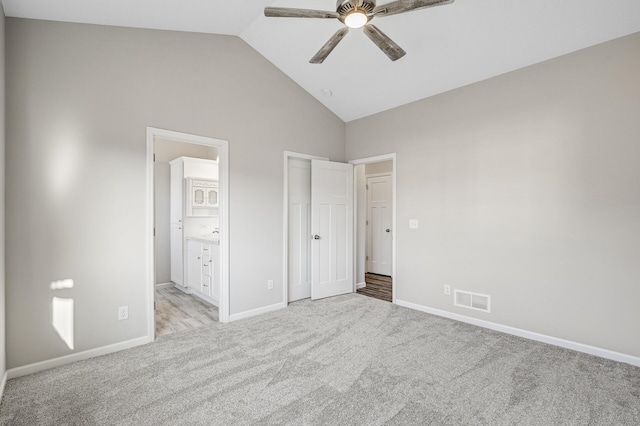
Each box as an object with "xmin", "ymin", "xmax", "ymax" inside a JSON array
[{"xmin": 336, "ymin": 0, "xmax": 376, "ymax": 14}]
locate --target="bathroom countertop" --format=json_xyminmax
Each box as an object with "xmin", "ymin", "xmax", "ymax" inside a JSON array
[{"xmin": 186, "ymin": 235, "xmax": 220, "ymax": 245}]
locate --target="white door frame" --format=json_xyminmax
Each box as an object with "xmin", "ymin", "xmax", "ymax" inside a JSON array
[
  {"xmin": 283, "ymin": 151, "xmax": 328, "ymax": 304},
  {"xmin": 349, "ymin": 154, "xmax": 397, "ymax": 303},
  {"xmin": 146, "ymin": 127, "xmax": 231, "ymax": 341}
]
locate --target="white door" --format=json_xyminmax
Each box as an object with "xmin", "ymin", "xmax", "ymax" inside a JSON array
[
  {"xmin": 367, "ymin": 175, "xmax": 392, "ymax": 276},
  {"xmin": 311, "ymin": 159, "xmax": 354, "ymax": 300},
  {"xmin": 169, "ymin": 161, "xmax": 183, "ymax": 224},
  {"xmin": 187, "ymin": 241, "xmax": 202, "ymax": 292},
  {"xmin": 170, "ymin": 223, "xmax": 183, "ymax": 285},
  {"xmin": 288, "ymin": 159, "xmax": 312, "ymax": 302}
]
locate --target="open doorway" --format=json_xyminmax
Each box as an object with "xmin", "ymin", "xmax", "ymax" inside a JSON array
[
  {"xmin": 351, "ymin": 155, "xmax": 396, "ymax": 303},
  {"xmin": 146, "ymin": 128, "xmax": 229, "ymax": 342},
  {"xmin": 154, "ymin": 138, "xmax": 219, "ymax": 336},
  {"xmin": 283, "ymin": 151, "xmax": 395, "ymax": 305}
]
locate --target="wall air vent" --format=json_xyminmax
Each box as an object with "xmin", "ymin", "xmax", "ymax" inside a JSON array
[{"xmin": 454, "ymin": 290, "xmax": 491, "ymax": 313}]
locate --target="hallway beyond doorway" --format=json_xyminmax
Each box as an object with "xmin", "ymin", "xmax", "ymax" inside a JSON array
[{"xmin": 357, "ymin": 273, "xmax": 392, "ymax": 302}]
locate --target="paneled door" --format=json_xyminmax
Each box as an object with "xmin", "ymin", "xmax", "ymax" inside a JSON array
[
  {"xmin": 311, "ymin": 159, "xmax": 354, "ymax": 300},
  {"xmin": 170, "ymin": 223, "xmax": 183, "ymax": 285},
  {"xmin": 288, "ymin": 159, "xmax": 312, "ymax": 302},
  {"xmin": 366, "ymin": 175, "xmax": 392, "ymax": 276}
]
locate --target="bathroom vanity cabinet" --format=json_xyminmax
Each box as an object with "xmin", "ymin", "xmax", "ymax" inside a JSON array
[
  {"xmin": 186, "ymin": 237, "xmax": 220, "ymax": 306},
  {"xmin": 169, "ymin": 156, "xmax": 218, "ymax": 289}
]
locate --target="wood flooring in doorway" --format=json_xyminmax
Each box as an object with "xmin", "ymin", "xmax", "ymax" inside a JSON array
[
  {"xmin": 357, "ymin": 273, "xmax": 392, "ymax": 302},
  {"xmin": 155, "ymin": 287, "xmax": 218, "ymax": 337}
]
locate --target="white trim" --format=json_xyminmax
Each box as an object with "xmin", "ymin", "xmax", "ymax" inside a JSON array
[
  {"xmin": 147, "ymin": 127, "xmax": 231, "ymax": 337},
  {"xmin": 395, "ymin": 299, "xmax": 640, "ymax": 367},
  {"xmin": 349, "ymin": 154, "xmax": 397, "ymax": 303},
  {"xmin": 173, "ymin": 283, "xmax": 190, "ymax": 294},
  {"xmin": 155, "ymin": 282, "xmax": 174, "ymax": 289},
  {"xmin": 6, "ymin": 336, "xmax": 151, "ymax": 379},
  {"xmin": 365, "ymin": 172, "xmax": 392, "ymax": 178},
  {"xmin": 189, "ymin": 289, "xmax": 219, "ymax": 308},
  {"xmin": 350, "ymin": 154, "xmax": 395, "ymax": 166},
  {"xmin": 356, "ymin": 282, "xmax": 366, "ymax": 289},
  {"xmin": 0, "ymin": 371, "xmax": 7, "ymax": 402},
  {"xmin": 229, "ymin": 302, "xmax": 287, "ymax": 322},
  {"xmin": 283, "ymin": 151, "xmax": 328, "ymax": 306}
]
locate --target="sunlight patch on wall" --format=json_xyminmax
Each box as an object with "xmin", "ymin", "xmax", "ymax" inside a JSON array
[
  {"xmin": 51, "ymin": 278, "xmax": 75, "ymax": 350},
  {"xmin": 48, "ymin": 127, "xmax": 83, "ymax": 202},
  {"xmin": 50, "ymin": 278, "xmax": 74, "ymax": 290}
]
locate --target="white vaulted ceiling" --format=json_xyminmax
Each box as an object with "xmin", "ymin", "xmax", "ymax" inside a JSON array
[{"xmin": 4, "ymin": 0, "xmax": 640, "ymax": 121}]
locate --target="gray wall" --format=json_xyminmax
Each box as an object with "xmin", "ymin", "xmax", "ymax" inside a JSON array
[
  {"xmin": 0, "ymin": 5, "xmax": 6, "ymax": 380},
  {"xmin": 6, "ymin": 18, "xmax": 344, "ymax": 368},
  {"xmin": 346, "ymin": 32, "xmax": 640, "ymax": 357}
]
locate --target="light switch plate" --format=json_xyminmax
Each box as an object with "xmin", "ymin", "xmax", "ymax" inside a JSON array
[{"xmin": 409, "ymin": 219, "xmax": 419, "ymax": 229}]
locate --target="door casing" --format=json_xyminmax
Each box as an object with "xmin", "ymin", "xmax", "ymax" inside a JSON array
[{"xmin": 146, "ymin": 127, "xmax": 230, "ymax": 342}]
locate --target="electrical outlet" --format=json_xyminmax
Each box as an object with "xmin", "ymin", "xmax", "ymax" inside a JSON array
[
  {"xmin": 444, "ymin": 285, "xmax": 451, "ymax": 296},
  {"xmin": 409, "ymin": 219, "xmax": 419, "ymax": 229},
  {"xmin": 267, "ymin": 280, "xmax": 274, "ymax": 290},
  {"xmin": 118, "ymin": 306, "xmax": 129, "ymax": 321}
]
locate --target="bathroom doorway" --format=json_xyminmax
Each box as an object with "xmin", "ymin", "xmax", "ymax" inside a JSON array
[{"xmin": 146, "ymin": 128, "xmax": 230, "ymax": 341}]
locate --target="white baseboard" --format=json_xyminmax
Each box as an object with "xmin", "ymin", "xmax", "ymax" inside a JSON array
[
  {"xmin": 6, "ymin": 336, "xmax": 152, "ymax": 380},
  {"xmin": 395, "ymin": 299, "xmax": 640, "ymax": 368},
  {"xmin": 155, "ymin": 282, "xmax": 174, "ymax": 289},
  {"xmin": 229, "ymin": 302, "xmax": 286, "ymax": 322},
  {"xmin": 190, "ymin": 290, "xmax": 219, "ymax": 308},
  {"xmin": 0, "ymin": 371, "xmax": 7, "ymax": 403},
  {"xmin": 173, "ymin": 284, "xmax": 190, "ymax": 294},
  {"xmin": 356, "ymin": 282, "xmax": 366, "ymax": 289}
]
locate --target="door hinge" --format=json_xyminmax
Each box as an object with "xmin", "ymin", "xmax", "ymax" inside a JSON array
[
  {"xmin": 366, "ymin": 255, "xmax": 369, "ymax": 261},
  {"xmin": 366, "ymin": 184, "xmax": 369, "ymax": 190},
  {"xmin": 153, "ymin": 228, "xmax": 156, "ymax": 237},
  {"xmin": 366, "ymin": 220, "xmax": 368, "ymax": 225}
]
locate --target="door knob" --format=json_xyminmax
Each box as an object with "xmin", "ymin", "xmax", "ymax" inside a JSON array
[
  {"xmin": 386, "ymin": 229, "xmax": 391, "ymax": 233},
  {"xmin": 313, "ymin": 235, "xmax": 320, "ymax": 240}
]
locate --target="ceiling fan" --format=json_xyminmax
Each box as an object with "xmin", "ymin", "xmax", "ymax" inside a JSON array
[{"xmin": 264, "ymin": 0, "xmax": 454, "ymax": 64}]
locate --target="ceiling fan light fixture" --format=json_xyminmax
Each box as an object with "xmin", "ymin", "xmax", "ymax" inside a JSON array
[{"xmin": 344, "ymin": 10, "xmax": 368, "ymax": 28}]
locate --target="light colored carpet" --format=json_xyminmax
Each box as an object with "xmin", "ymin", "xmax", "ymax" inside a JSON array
[{"xmin": 1, "ymin": 294, "xmax": 639, "ymax": 425}]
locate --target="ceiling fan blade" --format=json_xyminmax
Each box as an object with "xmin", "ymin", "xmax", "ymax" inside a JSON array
[
  {"xmin": 264, "ymin": 7, "xmax": 340, "ymax": 19},
  {"xmin": 373, "ymin": 0, "xmax": 454, "ymax": 17},
  {"xmin": 310, "ymin": 27, "xmax": 350, "ymax": 64},
  {"xmin": 363, "ymin": 24, "xmax": 406, "ymax": 61}
]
